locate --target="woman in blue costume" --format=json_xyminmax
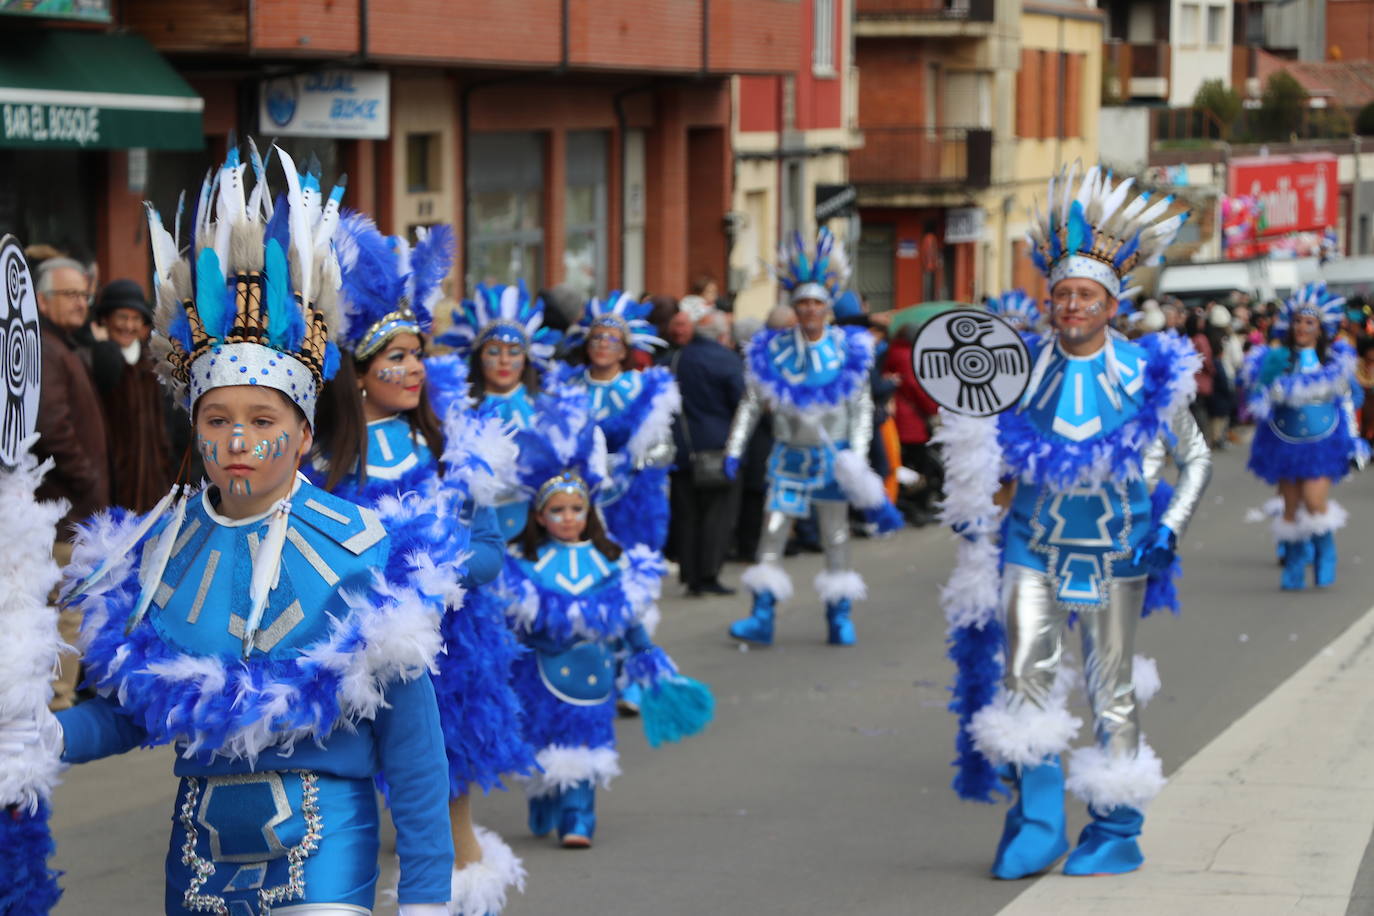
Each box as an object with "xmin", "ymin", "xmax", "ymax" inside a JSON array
[
  {"xmin": 495, "ymin": 388, "xmax": 712, "ymax": 849},
  {"xmin": 307, "ymin": 213, "xmax": 532, "ymax": 915},
  {"xmin": 1244, "ymin": 283, "xmax": 1369, "ymax": 589},
  {"xmin": 986, "ymin": 288, "xmax": 1045, "ymax": 345},
  {"xmin": 436, "ymin": 282, "xmax": 564, "ymax": 541},
  {"xmin": 561, "ymin": 291, "xmax": 679, "ymax": 552},
  {"xmin": 50, "ymin": 146, "xmax": 456, "ymax": 914}
]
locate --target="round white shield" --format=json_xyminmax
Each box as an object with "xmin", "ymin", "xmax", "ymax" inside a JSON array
[
  {"xmin": 911, "ymin": 308, "xmax": 1030, "ymax": 417},
  {"xmin": 0, "ymin": 237, "xmax": 42, "ymax": 469}
]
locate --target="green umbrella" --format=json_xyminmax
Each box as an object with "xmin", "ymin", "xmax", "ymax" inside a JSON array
[{"xmin": 884, "ymin": 301, "xmax": 971, "ymax": 335}]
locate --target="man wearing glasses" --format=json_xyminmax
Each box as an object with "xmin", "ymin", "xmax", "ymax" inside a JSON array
[{"xmin": 34, "ymin": 256, "xmax": 110, "ymax": 710}]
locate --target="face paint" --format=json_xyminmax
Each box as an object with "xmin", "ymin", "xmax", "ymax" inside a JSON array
[
  {"xmin": 227, "ymin": 423, "xmax": 247, "ymax": 455},
  {"xmin": 376, "ymin": 366, "xmax": 408, "ymax": 384},
  {"xmin": 251, "ymin": 431, "xmax": 290, "ymax": 462},
  {"xmin": 228, "ymin": 479, "xmax": 252, "ymax": 497},
  {"xmin": 197, "ymin": 434, "xmax": 220, "ymax": 466}
]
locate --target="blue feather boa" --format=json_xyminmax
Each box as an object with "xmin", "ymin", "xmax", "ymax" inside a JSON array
[
  {"xmin": 69, "ymin": 502, "xmax": 447, "ymax": 764},
  {"xmin": 1244, "ymin": 340, "xmax": 1357, "ymax": 421},
  {"xmin": 947, "ymin": 619, "xmax": 1007, "ymax": 803},
  {"xmin": 602, "ymin": 466, "xmax": 670, "ymax": 551},
  {"xmin": 502, "ymin": 545, "xmax": 664, "ymax": 645},
  {"xmin": 0, "ymin": 801, "xmax": 62, "ymax": 915},
  {"xmin": 1143, "ymin": 479, "xmax": 1182, "ymax": 619},
  {"xmin": 1248, "ymin": 419, "xmax": 1362, "ymax": 485},
  {"xmin": 745, "ymin": 325, "xmax": 874, "ymax": 412},
  {"xmin": 998, "ymin": 332, "xmax": 1200, "ymax": 490},
  {"xmin": 423, "ymin": 352, "xmax": 471, "ymax": 423}
]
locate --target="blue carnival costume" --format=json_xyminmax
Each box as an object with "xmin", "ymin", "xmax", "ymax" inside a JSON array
[
  {"xmin": 987, "ymin": 289, "xmax": 1045, "ymax": 346},
  {"xmin": 940, "ymin": 165, "xmax": 1211, "ymax": 879},
  {"xmin": 492, "ymin": 387, "xmax": 711, "ymax": 847},
  {"xmin": 311, "ymin": 214, "xmax": 534, "ymax": 913},
  {"xmin": 723, "ymin": 230, "xmax": 900, "ymax": 647},
  {"xmin": 55, "ymin": 146, "xmax": 455, "ymax": 914},
  {"xmin": 438, "ymin": 282, "xmax": 564, "ymax": 541},
  {"xmin": 1243, "ymin": 283, "xmax": 1369, "ymax": 589},
  {"xmin": 563, "ymin": 291, "xmax": 679, "ymax": 551}
]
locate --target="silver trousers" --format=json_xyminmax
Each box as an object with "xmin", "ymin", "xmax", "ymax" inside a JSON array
[
  {"xmin": 757, "ymin": 500, "xmax": 852, "ymax": 580},
  {"xmin": 1002, "ymin": 563, "xmax": 1145, "ymax": 757}
]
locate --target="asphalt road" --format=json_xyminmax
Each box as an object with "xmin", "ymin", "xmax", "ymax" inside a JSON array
[{"xmin": 49, "ymin": 439, "xmax": 1374, "ymax": 915}]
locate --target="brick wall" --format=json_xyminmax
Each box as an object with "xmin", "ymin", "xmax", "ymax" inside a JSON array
[
  {"xmin": 739, "ymin": 75, "xmax": 781, "ymax": 132},
  {"xmin": 1328, "ymin": 0, "xmax": 1374, "ymax": 61},
  {"xmin": 856, "ymin": 40, "xmax": 926, "ymax": 126},
  {"xmin": 568, "ymin": 1, "xmax": 702, "ymax": 72},
  {"xmin": 710, "ymin": 0, "xmax": 803, "ymax": 74},
  {"xmin": 687, "ymin": 127, "xmax": 731, "ymax": 287},
  {"xmin": 125, "ymin": 0, "xmax": 247, "ymax": 52},
  {"xmin": 252, "ymin": 0, "xmax": 358, "ymax": 54}
]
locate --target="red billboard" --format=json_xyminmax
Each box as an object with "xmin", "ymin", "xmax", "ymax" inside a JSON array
[{"xmin": 1224, "ymin": 154, "xmax": 1339, "ymax": 260}]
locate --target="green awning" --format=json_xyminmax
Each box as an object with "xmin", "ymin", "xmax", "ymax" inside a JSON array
[{"xmin": 0, "ymin": 30, "xmax": 203, "ymax": 150}]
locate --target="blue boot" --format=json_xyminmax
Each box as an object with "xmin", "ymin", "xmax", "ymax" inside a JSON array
[
  {"xmin": 558, "ymin": 781, "xmax": 596, "ymax": 848},
  {"xmin": 825, "ymin": 599, "xmax": 856, "ymax": 646},
  {"xmin": 1063, "ymin": 805, "xmax": 1145, "ymax": 875},
  {"xmin": 528, "ymin": 792, "xmax": 559, "ymax": 837},
  {"xmin": 991, "ymin": 758, "xmax": 1069, "ymax": 880},
  {"xmin": 1312, "ymin": 531, "xmax": 1337, "ymax": 587},
  {"xmin": 730, "ymin": 592, "xmax": 776, "ymax": 645},
  {"xmin": 1281, "ymin": 538, "xmax": 1312, "ymax": 590}
]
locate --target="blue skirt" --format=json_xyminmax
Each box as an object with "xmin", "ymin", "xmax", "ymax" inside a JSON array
[
  {"xmin": 1247, "ymin": 419, "xmax": 1356, "ymax": 485},
  {"xmin": 510, "ymin": 650, "xmax": 616, "ymax": 755},
  {"xmin": 165, "ymin": 770, "xmax": 378, "ymax": 914},
  {"xmin": 434, "ymin": 590, "xmax": 537, "ymax": 796}
]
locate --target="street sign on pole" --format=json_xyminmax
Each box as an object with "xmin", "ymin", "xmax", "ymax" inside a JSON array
[{"xmin": 815, "ymin": 184, "xmax": 857, "ymax": 223}]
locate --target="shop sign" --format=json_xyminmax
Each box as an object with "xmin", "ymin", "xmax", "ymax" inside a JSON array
[
  {"xmin": 1228, "ymin": 155, "xmax": 1337, "ymax": 238},
  {"xmin": 2, "ymin": 103, "xmax": 101, "ymax": 147},
  {"xmin": 0, "ymin": 0, "xmax": 109, "ymax": 22},
  {"xmin": 259, "ymin": 70, "xmax": 389, "ymax": 140},
  {"xmin": 945, "ymin": 207, "xmax": 985, "ymax": 244},
  {"xmin": 814, "ymin": 184, "xmax": 857, "ymax": 222}
]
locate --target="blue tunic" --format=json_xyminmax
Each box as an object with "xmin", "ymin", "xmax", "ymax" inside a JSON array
[
  {"xmin": 1245, "ymin": 343, "xmax": 1366, "ymax": 484},
  {"xmin": 479, "ymin": 386, "xmax": 539, "ymax": 539},
  {"xmin": 56, "ymin": 480, "xmax": 453, "ymax": 909}
]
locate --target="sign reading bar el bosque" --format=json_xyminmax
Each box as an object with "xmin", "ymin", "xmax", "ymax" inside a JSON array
[
  {"xmin": 260, "ymin": 71, "xmax": 389, "ymax": 140},
  {"xmin": 0, "ymin": 0, "xmax": 109, "ymax": 22}
]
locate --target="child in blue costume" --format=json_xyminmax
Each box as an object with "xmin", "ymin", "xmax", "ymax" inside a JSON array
[
  {"xmin": 52, "ymin": 146, "xmax": 455, "ymax": 914},
  {"xmin": 561, "ymin": 291, "xmax": 679, "ymax": 552},
  {"xmin": 308, "ymin": 213, "xmax": 532, "ymax": 915},
  {"xmin": 436, "ymin": 282, "xmax": 565, "ymax": 541},
  {"xmin": 1243, "ymin": 283, "xmax": 1369, "ymax": 589},
  {"xmin": 495, "ymin": 387, "xmax": 710, "ymax": 849}
]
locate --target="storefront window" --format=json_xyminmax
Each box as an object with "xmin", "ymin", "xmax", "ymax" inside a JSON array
[
  {"xmin": 564, "ymin": 130, "xmax": 608, "ymax": 299},
  {"xmin": 0, "ymin": 148, "xmax": 98, "ymax": 265},
  {"xmin": 467, "ymin": 131, "xmax": 544, "ymax": 291}
]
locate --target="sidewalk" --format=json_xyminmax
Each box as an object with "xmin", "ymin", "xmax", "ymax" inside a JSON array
[{"xmin": 998, "ymin": 600, "xmax": 1374, "ymax": 916}]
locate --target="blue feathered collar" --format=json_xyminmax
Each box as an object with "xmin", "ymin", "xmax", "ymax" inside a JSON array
[
  {"xmin": 1243, "ymin": 340, "xmax": 1356, "ymax": 421},
  {"xmin": 745, "ymin": 325, "xmax": 874, "ymax": 413},
  {"xmin": 501, "ymin": 542, "xmax": 665, "ymax": 645},
  {"xmin": 575, "ymin": 366, "xmax": 680, "ymax": 458},
  {"xmin": 997, "ymin": 331, "xmax": 1201, "ymax": 490},
  {"xmin": 63, "ymin": 485, "xmax": 449, "ymax": 764}
]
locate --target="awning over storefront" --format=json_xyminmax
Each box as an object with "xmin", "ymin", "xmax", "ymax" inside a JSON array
[{"xmin": 0, "ymin": 30, "xmax": 203, "ymax": 150}]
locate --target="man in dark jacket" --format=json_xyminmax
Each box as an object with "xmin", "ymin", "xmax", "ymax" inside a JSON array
[
  {"xmin": 669, "ymin": 311, "xmax": 745, "ymax": 596},
  {"xmin": 35, "ymin": 257, "xmax": 110, "ymax": 710}
]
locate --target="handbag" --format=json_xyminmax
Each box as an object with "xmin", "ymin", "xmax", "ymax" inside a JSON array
[{"xmin": 671, "ymin": 351, "xmax": 733, "ymax": 489}]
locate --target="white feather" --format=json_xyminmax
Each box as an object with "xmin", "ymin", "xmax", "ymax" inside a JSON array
[
  {"xmin": 274, "ymin": 145, "xmax": 316, "ymax": 305},
  {"xmin": 833, "ymin": 448, "xmax": 887, "ymax": 510},
  {"xmin": 244, "ymin": 499, "xmax": 291, "ymax": 656},
  {"xmin": 625, "ymin": 376, "xmax": 681, "ymax": 467},
  {"xmin": 447, "ymin": 826, "xmax": 527, "ymax": 916},
  {"xmin": 969, "ymin": 691, "xmax": 1083, "ymax": 767},
  {"xmin": 814, "ymin": 570, "xmax": 867, "ymax": 603},
  {"xmin": 525, "ymin": 744, "xmax": 621, "ymax": 796},
  {"xmin": 1065, "ymin": 739, "xmax": 1166, "ymax": 811},
  {"xmin": 740, "ymin": 563, "xmax": 793, "ymax": 602}
]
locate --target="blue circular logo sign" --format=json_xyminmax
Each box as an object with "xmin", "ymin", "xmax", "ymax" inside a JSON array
[{"xmin": 264, "ymin": 79, "xmax": 298, "ymax": 128}]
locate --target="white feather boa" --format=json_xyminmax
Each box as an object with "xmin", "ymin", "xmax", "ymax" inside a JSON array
[
  {"xmin": 0, "ymin": 441, "xmax": 66, "ymax": 813},
  {"xmin": 833, "ymin": 448, "xmax": 888, "ymax": 510},
  {"xmin": 448, "ymin": 826, "xmax": 527, "ymax": 916},
  {"xmin": 933, "ymin": 414, "xmax": 1004, "ymax": 631},
  {"xmin": 1065, "ymin": 738, "xmax": 1166, "ymax": 811},
  {"xmin": 525, "ymin": 744, "xmax": 621, "ymax": 796},
  {"xmin": 625, "ymin": 373, "xmax": 682, "ymax": 467},
  {"xmin": 440, "ymin": 409, "xmax": 519, "ymax": 509}
]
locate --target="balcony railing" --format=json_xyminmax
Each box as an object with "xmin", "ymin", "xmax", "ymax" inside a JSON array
[
  {"xmin": 856, "ymin": 0, "xmax": 994, "ymax": 23},
  {"xmin": 850, "ymin": 127, "xmax": 992, "ymax": 188}
]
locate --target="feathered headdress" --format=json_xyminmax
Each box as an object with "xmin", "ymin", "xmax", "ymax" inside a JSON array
[
  {"xmin": 437, "ymin": 280, "xmax": 559, "ymax": 366},
  {"xmin": 1275, "ymin": 282, "xmax": 1346, "ymax": 337},
  {"xmin": 1027, "ymin": 163, "xmax": 1189, "ymax": 303},
  {"xmin": 775, "ymin": 228, "xmax": 850, "ymax": 306},
  {"xmin": 565, "ymin": 290, "xmax": 666, "ymax": 353},
  {"xmin": 512, "ymin": 382, "xmax": 608, "ymax": 511},
  {"xmin": 986, "ymin": 289, "xmax": 1043, "ymax": 332},
  {"xmin": 146, "ymin": 139, "xmax": 344, "ymax": 425},
  {"xmin": 333, "ymin": 211, "xmax": 454, "ymax": 359}
]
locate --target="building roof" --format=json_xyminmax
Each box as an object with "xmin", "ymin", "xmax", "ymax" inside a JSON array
[{"xmin": 1281, "ymin": 59, "xmax": 1374, "ymax": 109}]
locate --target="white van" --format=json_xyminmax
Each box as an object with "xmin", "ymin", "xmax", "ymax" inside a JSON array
[{"xmin": 1156, "ymin": 257, "xmax": 1322, "ymax": 308}]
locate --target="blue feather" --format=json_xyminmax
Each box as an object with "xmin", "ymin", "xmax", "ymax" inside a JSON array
[
  {"xmin": 169, "ymin": 312, "xmax": 194, "ymax": 351},
  {"xmin": 1113, "ymin": 232, "xmax": 1141, "ymax": 269},
  {"xmin": 947, "ymin": 619, "xmax": 1008, "ymax": 803},
  {"xmin": 195, "ymin": 248, "xmax": 230, "ymax": 341},
  {"xmin": 322, "ymin": 341, "xmax": 340, "ymax": 381},
  {"xmin": 0, "ymin": 801, "xmax": 63, "ymax": 915},
  {"xmin": 639, "ymin": 675, "xmax": 715, "ymax": 748},
  {"xmin": 265, "ymin": 194, "xmax": 291, "ymax": 259},
  {"xmin": 746, "ymin": 326, "xmax": 874, "ymax": 413},
  {"xmin": 263, "ymin": 239, "xmax": 290, "ymax": 347},
  {"xmin": 1066, "ymin": 200, "xmax": 1091, "ymax": 255}
]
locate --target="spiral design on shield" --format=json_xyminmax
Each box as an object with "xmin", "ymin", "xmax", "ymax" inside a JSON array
[
  {"xmin": 953, "ymin": 345, "xmax": 994, "ymax": 384},
  {"xmin": 0, "ymin": 243, "xmax": 40, "ymax": 467},
  {"xmin": 5, "ymin": 255, "xmax": 21, "ymax": 306},
  {"xmin": 949, "ymin": 315, "xmax": 982, "ymax": 343}
]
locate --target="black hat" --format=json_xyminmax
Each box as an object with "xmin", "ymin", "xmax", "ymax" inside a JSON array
[{"xmin": 95, "ymin": 279, "xmax": 153, "ymax": 323}]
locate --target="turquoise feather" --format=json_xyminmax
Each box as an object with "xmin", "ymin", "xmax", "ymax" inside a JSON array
[
  {"xmin": 1066, "ymin": 200, "xmax": 1092, "ymax": 256},
  {"xmin": 195, "ymin": 248, "xmax": 230, "ymax": 341},
  {"xmin": 639, "ymin": 675, "xmax": 715, "ymax": 748},
  {"xmin": 264, "ymin": 239, "xmax": 290, "ymax": 347}
]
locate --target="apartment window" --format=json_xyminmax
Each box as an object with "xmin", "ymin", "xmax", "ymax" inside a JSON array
[
  {"xmin": 1206, "ymin": 4, "xmax": 1226, "ymax": 45},
  {"xmin": 467, "ymin": 131, "xmax": 544, "ymax": 291},
  {"xmin": 1179, "ymin": 3, "xmax": 1200, "ymax": 45},
  {"xmin": 813, "ymin": 0, "xmax": 835, "ymax": 75},
  {"xmin": 944, "ymin": 71, "xmax": 992, "ymax": 129},
  {"xmin": 563, "ymin": 131, "xmax": 608, "ymax": 300}
]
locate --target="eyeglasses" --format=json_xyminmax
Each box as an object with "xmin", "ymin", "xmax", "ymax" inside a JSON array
[
  {"xmin": 46, "ymin": 289, "xmax": 89, "ymax": 302},
  {"xmin": 1050, "ymin": 289, "xmax": 1104, "ymax": 310},
  {"xmin": 588, "ymin": 333, "xmax": 624, "ymax": 348}
]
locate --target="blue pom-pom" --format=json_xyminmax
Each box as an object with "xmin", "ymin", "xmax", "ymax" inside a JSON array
[
  {"xmin": 624, "ymin": 645, "xmax": 678, "ymax": 688},
  {"xmin": 0, "ymin": 801, "xmax": 63, "ymax": 915},
  {"xmin": 639, "ymin": 675, "xmax": 715, "ymax": 748}
]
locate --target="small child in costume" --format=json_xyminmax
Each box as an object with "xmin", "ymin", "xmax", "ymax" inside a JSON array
[{"xmin": 494, "ymin": 386, "xmax": 713, "ymax": 849}]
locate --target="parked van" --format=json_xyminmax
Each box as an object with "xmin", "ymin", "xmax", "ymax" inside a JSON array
[{"xmin": 1156, "ymin": 257, "xmax": 1322, "ymax": 308}]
